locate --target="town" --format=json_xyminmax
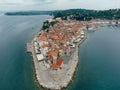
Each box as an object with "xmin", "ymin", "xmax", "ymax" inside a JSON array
[
  {"xmin": 34, "ymin": 18, "xmax": 86, "ymax": 70},
  {"xmin": 26, "ymin": 17, "xmax": 87, "ymax": 89}
]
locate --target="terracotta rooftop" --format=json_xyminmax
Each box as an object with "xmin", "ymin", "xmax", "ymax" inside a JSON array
[
  {"xmin": 38, "ymin": 35, "xmax": 47, "ymax": 41},
  {"xmin": 48, "ymin": 55, "xmax": 53, "ymax": 61},
  {"xmin": 41, "ymin": 44, "xmax": 49, "ymax": 48},
  {"xmin": 50, "ymin": 64, "xmax": 61, "ymax": 69},
  {"xmin": 56, "ymin": 57, "xmax": 63, "ymax": 66},
  {"xmin": 36, "ymin": 20, "xmax": 84, "ymax": 66},
  {"xmin": 47, "ymin": 51, "xmax": 58, "ymax": 57},
  {"xmin": 50, "ymin": 57, "xmax": 63, "ymax": 69}
]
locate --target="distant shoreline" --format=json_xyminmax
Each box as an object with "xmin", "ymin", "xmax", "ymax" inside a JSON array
[
  {"xmin": 4, "ymin": 11, "xmax": 52, "ymax": 16},
  {"xmin": 4, "ymin": 8, "xmax": 120, "ymax": 21}
]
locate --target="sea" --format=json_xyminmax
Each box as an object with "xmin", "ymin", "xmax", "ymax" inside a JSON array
[
  {"xmin": 0, "ymin": 15, "xmax": 49, "ymax": 90},
  {"xmin": 68, "ymin": 27, "xmax": 120, "ymax": 90},
  {"xmin": 0, "ymin": 14, "xmax": 120, "ymax": 90}
]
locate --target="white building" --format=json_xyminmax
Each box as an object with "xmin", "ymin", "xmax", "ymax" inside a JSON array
[{"xmin": 36, "ymin": 54, "xmax": 44, "ymax": 61}]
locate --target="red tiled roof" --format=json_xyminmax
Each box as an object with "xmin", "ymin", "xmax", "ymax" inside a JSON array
[
  {"xmin": 41, "ymin": 44, "xmax": 48, "ymax": 48},
  {"xmin": 56, "ymin": 57, "xmax": 63, "ymax": 66},
  {"xmin": 50, "ymin": 64, "xmax": 60, "ymax": 69},
  {"xmin": 47, "ymin": 51, "xmax": 58, "ymax": 57},
  {"xmin": 60, "ymin": 40, "xmax": 66, "ymax": 44},
  {"xmin": 38, "ymin": 36, "xmax": 47, "ymax": 41},
  {"xmin": 48, "ymin": 55, "xmax": 53, "ymax": 61},
  {"xmin": 50, "ymin": 57, "xmax": 63, "ymax": 69}
]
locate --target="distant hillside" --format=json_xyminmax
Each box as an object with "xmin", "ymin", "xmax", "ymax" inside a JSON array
[
  {"xmin": 5, "ymin": 9, "xmax": 120, "ymax": 20},
  {"xmin": 53, "ymin": 9, "xmax": 120, "ymax": 20},
  {"xmin": 5, "ymin": 11, "xmax": 53, "ymax": 16}
]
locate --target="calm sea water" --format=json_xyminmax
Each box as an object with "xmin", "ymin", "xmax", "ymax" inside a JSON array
[
  {"xmin": 0, "ymin": 15, "xmax": 120, "ymax": 90},
  {"xmin": 0, "ymin": 15, "xmax": 49, "ymax": 90},
  {"xmin": 68, "ymin": 27, "xmax": 120, "ymax": 90}
]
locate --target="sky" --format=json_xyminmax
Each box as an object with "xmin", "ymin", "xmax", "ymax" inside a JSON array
[{"xmin": 0, "ymin": 0, "xmax": 120, "ymax": 11}]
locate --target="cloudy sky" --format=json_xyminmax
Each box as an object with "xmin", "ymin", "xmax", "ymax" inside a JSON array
[{"xmin": 0, "ymin": 0, "xmax": 120, "ymax": 11}]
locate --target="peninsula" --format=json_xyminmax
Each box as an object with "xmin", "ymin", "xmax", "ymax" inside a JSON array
[{"xmin": 27, "ymin": 17, "xmax": 87, "ymax": 90}]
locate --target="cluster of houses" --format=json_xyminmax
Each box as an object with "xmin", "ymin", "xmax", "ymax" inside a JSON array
[{"xmin": 33, "ymin": 18, "xmax": 85, "ymax": 70}]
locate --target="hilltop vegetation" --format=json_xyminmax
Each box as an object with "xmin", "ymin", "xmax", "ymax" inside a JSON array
[
  {"xmin": 41, "ymin": 20, "xmax": 57, "ymax": 32},
  {"xmin": 53, "ymin": 9, "xmax": 120, "ymax": 20},
  {"xmin": 5, "ymin": 11, "xmax": 52, "ymax": 16},
  {"xmin": 5, "ymin": 9, "xmax": 120, "ymax": 21}
]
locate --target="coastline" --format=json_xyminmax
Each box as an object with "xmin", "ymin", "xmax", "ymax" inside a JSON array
[
  {"xmin": 26, "ymin": 19, "xmax": 120, "ymax": 90},
  {"xmin": 27, "ymin": 31, "xmax": 87, "ymax": 90}
]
